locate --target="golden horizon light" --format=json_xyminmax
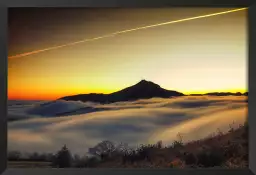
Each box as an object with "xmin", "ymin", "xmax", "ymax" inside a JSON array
[{"xmin": 8, "ymin": 7, "xmax": 247, "ymax": 100}]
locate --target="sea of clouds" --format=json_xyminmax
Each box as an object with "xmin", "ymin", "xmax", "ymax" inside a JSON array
[{"xmin": 7, "ymin": 96, "xmax": 247, "ymax": 155}]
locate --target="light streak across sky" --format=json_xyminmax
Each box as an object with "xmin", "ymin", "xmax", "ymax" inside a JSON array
[{"xmin": 8, "ymin": 7, "xmax": 247, "ymax": 59}]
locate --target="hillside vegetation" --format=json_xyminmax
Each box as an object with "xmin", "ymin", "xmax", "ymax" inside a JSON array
[{"xmin": 8, "ymin": 122, "xmax": 248, "ymax": 168}]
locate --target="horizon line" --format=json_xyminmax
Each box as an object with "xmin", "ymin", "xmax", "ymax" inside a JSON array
[
  {"xmin": 8, "ymin": 89, "xmax": 248, "ymax": 101},
  {"xmin": 8, "ymin": 80, "xmax": 247, "ymax": 100}
]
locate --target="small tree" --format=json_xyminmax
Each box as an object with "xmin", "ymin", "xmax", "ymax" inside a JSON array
[
  {"xmin": 172, "ymin": 133, "xmax": 184, "ymax": 149},
  {"xmin": 88, "ymin": 140, "xmax": 116, "ymax": 159},
  {"xmin": 156, "ymin": 141, "xmax": 163, "ymax": 149},
  {"xmin": 116, "ymin": 142, "xmax": 130, "ymax": 153},
  {"xmin": 54, "ymin": 145, "xmax": 72, "ymax": 168}
]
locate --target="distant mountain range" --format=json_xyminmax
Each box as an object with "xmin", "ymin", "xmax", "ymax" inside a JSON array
[
  {"xmin": 59, "ymin": 80, "xmax": 247, "ymax": 103},
  {"xmin": 190, "ymin": 92, "xmax": 248, "ymax": 96}
]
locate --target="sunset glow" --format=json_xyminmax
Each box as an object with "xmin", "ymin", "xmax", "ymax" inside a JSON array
[{"xmin": 8, "ymin": 8, "xmax": 247, "ymax": 100}]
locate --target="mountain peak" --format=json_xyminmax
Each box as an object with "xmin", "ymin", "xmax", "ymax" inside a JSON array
[
  {"xmin": 140, "ymin": 79, "xmax": 147, "ymax": 82},
  {"xmin": 137, "ymin": 79, "xmax": 160, "ymax": 87},
  {"xmin": 138, "ymin": 79, "xmax": 149, "ymax": 83}
]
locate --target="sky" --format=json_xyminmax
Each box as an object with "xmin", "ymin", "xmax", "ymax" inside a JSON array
[{"xmin": 8, "ymin": 8, "xmax": 247, "ymax": 100}]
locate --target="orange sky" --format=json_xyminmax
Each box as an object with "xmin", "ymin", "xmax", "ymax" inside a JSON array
[{"xmin": 8, "ymin": 8, "xmax": 247, "ymax": 100}]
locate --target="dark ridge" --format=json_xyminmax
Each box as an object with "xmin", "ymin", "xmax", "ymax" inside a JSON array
[
  {"xmin": 189, "ymin": 92, "xmax": 248, "ymax": 96},
  {"xmin": 205, "ymin": 92, "xmax": 245, "ymax": 96},
  {"xmin": 60, "ymin": 80, "xmax": 184, "ymax": 103},
  {"xmin": 189, "ymin": 94, "xmax": 204, "ymax": 96}
]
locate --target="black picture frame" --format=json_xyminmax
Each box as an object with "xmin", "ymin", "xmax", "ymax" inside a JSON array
[{"xmin": 1, "ymin": 0, "xmax": 255, "ymax": 175}]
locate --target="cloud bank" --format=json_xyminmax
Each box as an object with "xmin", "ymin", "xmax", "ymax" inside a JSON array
[{"xmin": 8, "ymin": 96, "xmax": 247, "ymax": 155}]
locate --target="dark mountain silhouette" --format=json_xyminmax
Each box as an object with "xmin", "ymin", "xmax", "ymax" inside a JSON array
[
  {"xmin": 60, "ymin": 80, "xmax": 184, "ymax": 103},
  {"xmin": 206, "ymin": 92, "xmax": 243, "ymax": 96}
]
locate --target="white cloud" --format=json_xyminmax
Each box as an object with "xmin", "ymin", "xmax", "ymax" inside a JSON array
[{"xmin": 8, "ymin": 96, "xmax": 247, "ymax": 155}]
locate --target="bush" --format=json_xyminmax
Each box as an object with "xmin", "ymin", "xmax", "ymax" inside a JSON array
[
  {"xmin": 184, "ymin": 152, "xmax": 197, "ymax": 165},
  {"xmin": 168, "ymin": 158, "xmax": 184, "ymax": 168},
  {"xmin": 223, "ymin": 142, "xmax": 244, "ymax": 158},
  {"xmin": 136, "ymin": 145, "xmax": 152, "ymax": 162},
  {"xmin": 242, "ymin": 123, "xmax": 248, "ymax": 139},
  {"xmin": 73, "ymin": 156, "xmax": 90, "ymax": 168},
  {"xmin": 86, "ymin": 157, "xmax": 101, "ymax": 167},
  {"xmin": 172, "ymin": 133, "xmax": 184, "ymax": 149},
  {"xmin": 196, "ymin": 147, "xmax": 225, "ymax": 167},
  {"xmin": 28, "ymin": 152, "xmax": 48, "ymax": 161},
  {"xmin": 172, "ymin": 140, "xmax": 183, "ymax": 149},
  {"xmin": 8, "ymin": 151, "xmax": 21, "ymax": 161},
  {"xmin": 99, "ymin": 152, "xmax": 111, "ymax": 162},
  {"xmin": 156, "ymin": 141, "xmax": 163, "ymax": 149},
  {"xmin": 45, "ymin": 153, "xmax": 55, "ymax": 162}
]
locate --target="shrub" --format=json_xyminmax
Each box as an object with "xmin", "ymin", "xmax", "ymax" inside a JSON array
[
  {"xmin": 28, "ymin": 152, "xmax": 48, "ymax": 161},
  {"xmin": 172, "ymin": 140, "xmax": 183, "ymax": 149},
  {"xmin": 122, "ymin": 149, "xmax": 143, "ymax": 164},
  {"xmin": 223, "ymin": 142, "xmax": 244, "ymax": 158},
  {"xmin": 137, "ymin": 145, "xmax": 152, "ymax": 162},
  {"xmin": 156, "ymin": 141, "xmax": 163, "ymax": 149},
  {"xmin": 168, "ymin": 158, "xmax": 184, "ymax": 168},
  {"xmin": 228, "ymin": 123, "xmax": 235, "ymax": 133},
  {"xmin": 73, "ymin": 156, "xmax": 90, "ymax": 168},
  {"xmin": 86, "ymin": 157, "xmax": 101, "ymax": 167},
  {"xmin": 45, "ymin": 153, "xmax": 55, "ymax": 162},
  {"xmin": 196, "ymin": 147, "xmax": 225, "ymax": 167},
  {"xmin": 172, "ymin": 133, "xmax": 184, "ymax": 149},
  {"xmin": 217, "ymin": 128, "xmax": 224, "ymax": 137},
  {"xmin": 242, "ymin": 123, "xmax": 248, "ymax": 139},
  {"xmin": 8, "ymin": 151, "xmax": 21, "ymax": 161},
  {"xmin": 99, "ymin": 152, "xmax": 110, "ymax": 161},
  {"xmin": 184, "ymin": 152, "xmax": 197, "ymax": 165}
]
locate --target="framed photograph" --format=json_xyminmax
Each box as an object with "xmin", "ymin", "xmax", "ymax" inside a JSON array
[{"xmin": 1, "ymin": 1, "xmax": 255, "ymax": 175}]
